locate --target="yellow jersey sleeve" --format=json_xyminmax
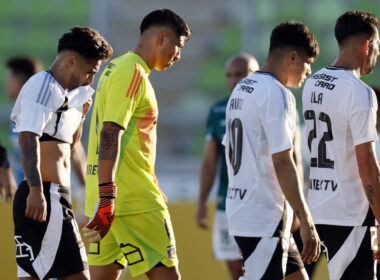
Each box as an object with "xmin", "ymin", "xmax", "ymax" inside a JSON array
[{"xmin": 103, "ymin": 64, "xmax": 145, "ymax": 129}]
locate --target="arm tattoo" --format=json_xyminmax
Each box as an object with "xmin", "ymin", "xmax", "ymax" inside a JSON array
[
  {"xmin": 365, "ymin": 185, "xmax": 374, "ymax": 205},
  {"xmin": 99, "ymin": 122, "xmax": 123, "ymax": 161},
  {"xmin": 19, "ymin": 132, "xmax": 42, "ymax": 187}
]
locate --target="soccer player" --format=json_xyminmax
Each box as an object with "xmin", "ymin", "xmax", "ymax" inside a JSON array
[
  {"xmin": 6, "ymin": 56, "xmax": 88, "ymax": 187},
  {"xmin": 0, "ymin": 143, "xmax": 16, "ymax": 203},
  {"xmin": 302, "ymin": 11, "xmax": 380, "ymax": 279},
  {"xmin": 11, "ymin": 27, "xmax": 113, "ymax": 280},
  {"xmin": 224, "ymin": 21, "xmax": 320, "ymax": 279},
  {"xmin": 83, "ymin": 9, "xmax": 191, "ymax": 280},
  {"xmin": 196, "ymin": 53, "xmax": 259, "ymax": 280}
]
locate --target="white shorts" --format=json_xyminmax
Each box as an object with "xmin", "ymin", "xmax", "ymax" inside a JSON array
[{"xmin": 212, "ymin": 210, "xmax": 241, "ymax": 260}]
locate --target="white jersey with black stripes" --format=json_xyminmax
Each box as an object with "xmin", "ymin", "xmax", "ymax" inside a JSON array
[
  {"xmin": 302, "ymin": 66, "xmax": 378, "ymax": 226},
  {"xmin": 11, "ymin": 71, "xmax": 94, "ymax": 143},
  {"xmin": 224, "ymin": 71, "xmax": 296, "ymax": 238}
]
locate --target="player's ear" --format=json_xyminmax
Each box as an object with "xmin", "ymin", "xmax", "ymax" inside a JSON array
[
  {"xmin": 66, "ymin": 54, "xmax": 78, "ymax": 68},
  {"xmin": 156, "ymin": 31, "xmax": 167, "ymax": 48},
  {"xmin": 287, "ymin": 50, "xmax": 298, "ymax": 66},
  {"xmin": 362, "ymin": 39, "xmax": 370, "ymax": 56}
]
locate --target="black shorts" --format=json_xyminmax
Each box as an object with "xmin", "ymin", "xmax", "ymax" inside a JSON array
[
  {"xmin": 235, "ymin": 236, "xmax": 304, "ymax": 280},
  {"xmin": 13, "ymin": 181, "xmax": 88, "ymax": 279},
  {"xmin": 316, "ymin": 224, "xmax": 377, "ymax": 280}
]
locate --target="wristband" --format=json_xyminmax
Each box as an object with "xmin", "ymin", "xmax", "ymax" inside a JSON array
[{"xmin": 99, "ymin": 182, "xmax": 117, "ymax": 199}]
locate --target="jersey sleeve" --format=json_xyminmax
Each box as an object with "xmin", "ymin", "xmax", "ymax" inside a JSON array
[
  {"xmin": 349, "ymin": 86, "xmax": 378, "ymax": 146},
  {"xmin": 205, "ymin": 107, "xmax": 217, "ymax": 141},
  {"xmin": 11, "ymin": 75, "xmax": 54, "ymax": 136},
  {"xmin": 103, "ymin": 64, "xmax": 143, "ymax": 129},
  {"xmin": 260, "ymin": 87, "xmax": 294, "ymax": 154}
]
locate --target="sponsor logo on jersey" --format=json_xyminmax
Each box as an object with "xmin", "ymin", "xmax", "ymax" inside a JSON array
[
  {"xmin": 309, "ymin": 178, "xmax": 338, "ymax": 191},
  {"xmin": 227, "ymin": 187, "xmax": 247, "ymax": 200},
  {"xmin": 167, "ymin": 245, "xmax": 176, "ymax": 259},
  {"xmin": 87, "ymin": 164, "xmax": 98, "ymax": 175}
]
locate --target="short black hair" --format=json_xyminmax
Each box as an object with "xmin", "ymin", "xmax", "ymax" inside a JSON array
[
  {"xmin": 269, "ymin": 21, "xmax": 319, "ymax": 59},
  {"xmin": 140, "ymin": 9, "xmax": 191, "ymax": 40},
  {"xmin": 335, "ymin": 11, "xmax": 378, "ymax": 44},
  {"xmin": 6, "ymin": 56, "xmax": 43, "ymax": 80},
  {"xmin": 58, "ymin": 26, "xmax": 113, "ymax": 61}
]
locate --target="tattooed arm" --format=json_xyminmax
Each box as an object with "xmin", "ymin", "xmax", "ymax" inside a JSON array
[
  {"xmin": 98, "ymin": 122, "xmax": 124, "ymax": 184},
  {"xmin": 355, "ymin": 142, "xmax": 380, "ymax": 260},
  {"xmin": 19, "ymin": 131, "xmax": 47, "ymax": 222},
  {"xmin": 356, "ymin": 142, "xmax": 380, "ymax": 220}
]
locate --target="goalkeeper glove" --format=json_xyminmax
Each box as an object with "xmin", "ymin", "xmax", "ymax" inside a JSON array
[{"xmin": 83, "ymin": 182, "xmax": 117, "ymax": 242}]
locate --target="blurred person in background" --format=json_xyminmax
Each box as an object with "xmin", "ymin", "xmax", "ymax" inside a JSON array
[
  {"xmin": 196, "ymin": 53, "xmax": 259, "ymax": 280},
  {"xmin": 11, "ymin": 26, "xmax": 112, "ymax": 280},
  {"xmin": 302, "ymin": 11, "xmax": 380, "ymax": 279},
  {"xmin": 5, "ymin": 56, "xmax": 43, "ymax": 184},
  {"xmin": 0, "ymin": 142, "xmax": 16, "ymax": 203},
  {"xmin": 83, "ymin": 8, "xmax": 191, "ymax": 280},
  {"xmin": 224, "ymin": 21, "xmax": 320, "ymax": 279}
]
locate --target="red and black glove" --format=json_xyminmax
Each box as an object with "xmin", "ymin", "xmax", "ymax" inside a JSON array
[{"xmin": 83, "ymin": 182, "xmax": 117, "ymax": 242}]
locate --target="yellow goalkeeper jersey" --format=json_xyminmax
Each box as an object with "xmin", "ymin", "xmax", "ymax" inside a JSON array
[{"xmin": 85, "ymin": 52, "xmax": 166, "ymax": 216}]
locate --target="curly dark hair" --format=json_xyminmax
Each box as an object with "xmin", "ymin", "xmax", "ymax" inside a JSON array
[
  {"xmin": 335, "ymin": 11, "xmax": 378, "ymax": 44},
  {"xmin": 269, "ymin": 21, "xmax": 319, "ymax": 59},
  {"xmin": 58, "ymin": 26, "xmax": 113, "ymax": 61},
  {"xmin": 140, "ymin": 9, "xmax": 191, "ymax": 40},
  {"xmin": 6, "ymin": 56, "xmax": 43, "ymax": 80}
]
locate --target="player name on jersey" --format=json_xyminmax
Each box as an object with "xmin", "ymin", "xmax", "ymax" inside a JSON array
[{"xmin": 309, "ymin": 74, "xmax": 339, "ymax": 104}]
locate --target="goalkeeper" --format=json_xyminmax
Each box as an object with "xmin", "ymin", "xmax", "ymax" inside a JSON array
[{"xmin": 83, "ymin": 9, "xmax": 191, "ymax": 280}]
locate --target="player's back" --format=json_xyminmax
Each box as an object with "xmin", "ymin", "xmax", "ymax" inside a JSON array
[
  {"xmin": 225, "ymin": 72, "xmax": 296, "ymax": 238},
  {"xmin": 302, "ymin": 66, "xmax": 378, "ymax": 226}
]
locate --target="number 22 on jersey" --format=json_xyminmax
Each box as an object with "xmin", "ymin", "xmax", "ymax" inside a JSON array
[{"xmin": 304, "ymin": 110, "xmax": 334, "ymax": 169}]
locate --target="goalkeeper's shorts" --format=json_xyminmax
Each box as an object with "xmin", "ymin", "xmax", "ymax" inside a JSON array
[
  {"xmin": 88, "ymin": 208, "xmax": 178, "ymax": 277},
  {"xmin": 13, "ymin": 181, "xmax": 88, "ymax": 279}
]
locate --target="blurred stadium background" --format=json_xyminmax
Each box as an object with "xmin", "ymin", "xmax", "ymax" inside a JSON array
[{"xmin": 1, "ymin": 0, "xmax": 380, "ymax": 279}]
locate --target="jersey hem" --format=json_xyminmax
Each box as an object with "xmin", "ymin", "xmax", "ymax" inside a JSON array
[
  {"xmin": 228, "ymin": 230, "xmax": 288, "ymax": 238},
  {"xmin": 14, "ymin": 127, "xmax": 42, "ymax": 136},
  {"xmin": 85, "ymin": 204, "xmax": 167, "ymax": 218},
  {"xmin": 270, "ymin": 143, "xmax": 293, "ymax": 155},
  {"xmin": 313, "ymin": 219, "xmax": 369, "ymax": 226}
]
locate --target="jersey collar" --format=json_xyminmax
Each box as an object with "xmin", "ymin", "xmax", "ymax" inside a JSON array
[
  {"xmin": 128, "ymin": 52, "xmax": 151, "ymax": 75},
  {"xmin": 255, "ymin": 71, "xmax": 281, "ymax": 82}
]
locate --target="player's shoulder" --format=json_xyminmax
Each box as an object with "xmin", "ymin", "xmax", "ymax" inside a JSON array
[{"xmin": 19, "ymin": 71, "xmax": 52, "ymax": 100}]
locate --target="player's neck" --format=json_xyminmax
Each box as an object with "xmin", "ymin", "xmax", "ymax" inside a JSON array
[
  {"xmin": 261, "ymin": 60, "xmax": 288, "ymax": 86},
  {"xmin": 49, "ymin": 62, "xmax": 69, "ymax": 90},
  {"xmin": 332, "ymin": 49, "xmax": 364, "ymax": 78},
  {"xmin": 133, "ymin": 39, "xmax": 155, "ymax": 70}
]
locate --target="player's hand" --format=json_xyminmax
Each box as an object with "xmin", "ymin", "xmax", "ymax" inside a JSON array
[
  {"xmin": 373, "ymin": 226, "xmax": 380, "ymax": 263},
  {"xmin": 300, "ymin": 221, "xmax": 320, "ymax": 264},
  {"xmin": 82, "ymin": 98, "xmax": 92, "ymax": 117},
  {"xmin": 26, "ymin": 187, "xmax": 47, "ymax": 222},
  {"xmin": 82, "ymin": 183, "xmax": 117, "ymax": 242},
  {"xmin": 0, "ymin": 167, "xmax": 17, "ymax": 203},
  {"xmin": 195, "ymin": 203, "xmax": 208, "ymax": 229}
]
